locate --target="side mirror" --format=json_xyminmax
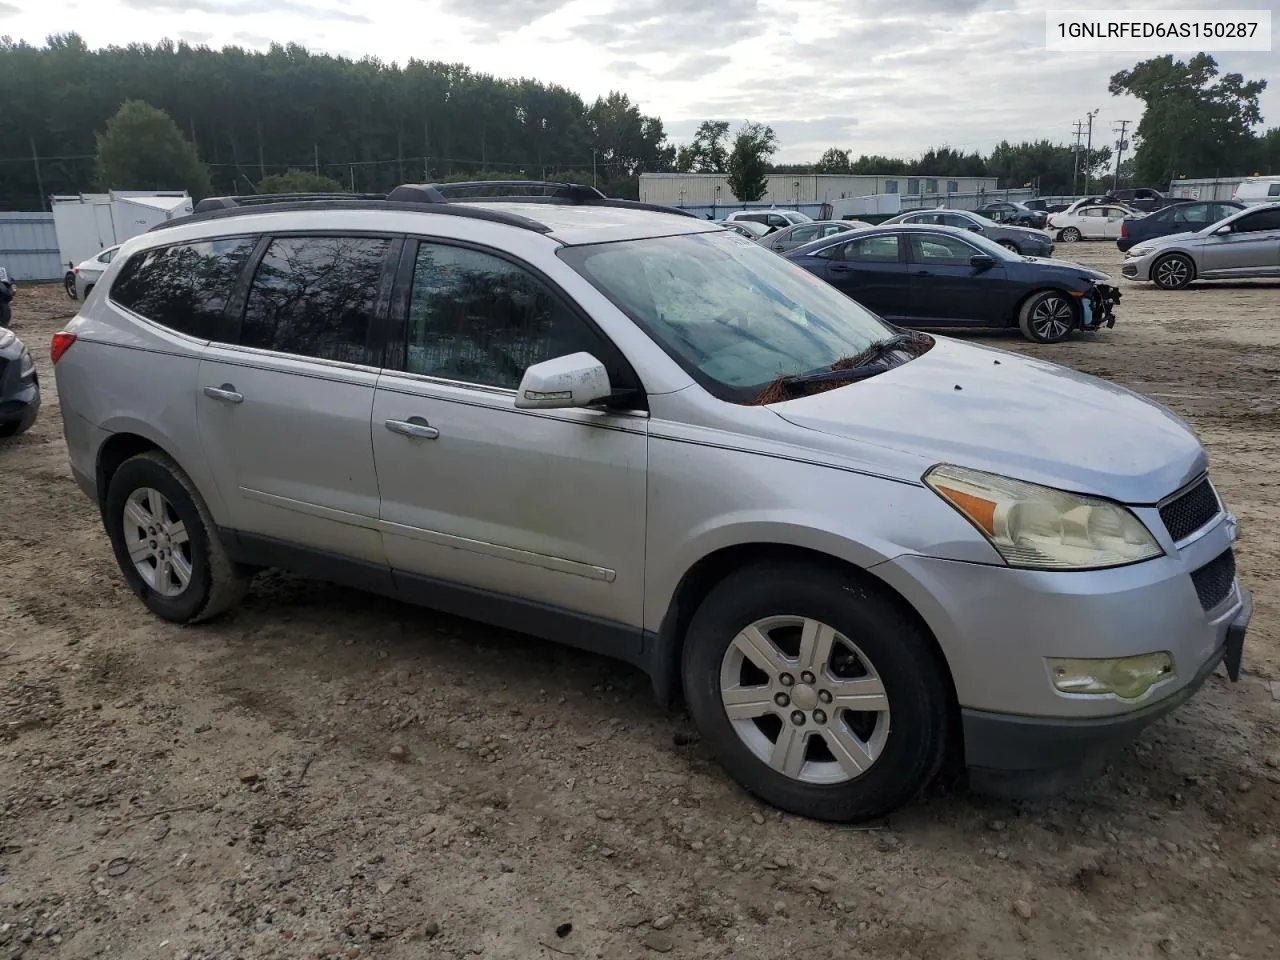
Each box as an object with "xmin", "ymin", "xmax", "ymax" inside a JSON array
[
  {"xmin": 515, "ymin": 352, "xmax": 613, "ymax": 410},
  {"xmin": 970, "ymin": 254, "xmax": 997, "ymax": 270},
  {"xmin": 967, "ymin": 224, "xmax": 983, "ymax": 232},
  {"xmin": 1214, "ymin": 225, "xmax": 1232, "ymax": 235}
]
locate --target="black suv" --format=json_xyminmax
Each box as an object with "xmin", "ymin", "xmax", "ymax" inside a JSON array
[
  {"xmin": 1105, "ymin": 188, "xmax": 1171, "ymax": 213},
  {"xmin": 1115, "ymin": 199, "xmax": 1245, "ymax": 252}
]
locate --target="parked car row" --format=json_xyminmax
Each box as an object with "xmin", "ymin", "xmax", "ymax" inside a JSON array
[
  {"xmin": 46, "ymin": 180, "xmax": 1251, "ymax": 825},
  {"xmin": 1121, "ymin": 201, "xmax": 1280, "ymax": 289}
]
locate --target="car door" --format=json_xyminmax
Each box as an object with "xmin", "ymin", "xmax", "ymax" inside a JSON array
[
  {"xmin": 770, "ymin": 224, "xmax": 818, "ymax": 252},
  {"xmin": 1101, "ymin": 206, "xmax": 1129, "ymax": 239},
  {"xmin": 370, "ymin": 238, "xmax": 648, "ymax": 633},
  {"xmin": 905, "ymin": 231, "xmax": 1013, "ymax": 325},
  {"xmin": 1073, "ymin": 206, "xmax": 1108, "ymax": 238},
  {"xmin": 196, "ymin": 233, "xmax": 396, "ymax": 566},
  {"xmin": 1198, "ymin": 208, "xmax": 1280, "ymax": 276},
  {"xmin": 814, "ymin": 231, "xmax": 912, "ymax": 320}
]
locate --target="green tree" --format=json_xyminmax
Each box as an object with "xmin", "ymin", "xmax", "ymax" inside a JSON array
[
  {"xmin": 848, "ymin": 154, "xmax": 909, "ymax": 175},
  {"xmin": 96, "ymin": 99, "xmax": 211, "ymax": 196},
  {"xmin": 676, "ymin": 120, "xmax": 731, "ymax": 173},
  {"xmin": 814, "ymin": 147, "xmax": 851, "ymax": 173},
  {"xmin": 986, "ymin": 139, "xmax": 1111, "ymax": 194},
  {"xmin": 1108, "ymin": 53, "xmax": 1267, "ymax": 185},
  {"xmin": 1254, "ymin": 127, "xmax": 1280, "ymax": 174},
  {"xmin": 256, "ymin": 169, "xmax": 347, "ymax": 193},
  {"xmin": 910, "ymin": 145, "xmax": 986, "ymax": 177},
  {"xmin": 726, "ymin": 121, "xmax": 778, "ymax": 201}
]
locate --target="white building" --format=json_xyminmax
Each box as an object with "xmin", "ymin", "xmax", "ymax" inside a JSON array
[{"xmin": 638, "ymin": 173, "xmax": 1000, "ymax": 206}]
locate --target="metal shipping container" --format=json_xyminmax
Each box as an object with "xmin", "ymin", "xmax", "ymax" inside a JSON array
[{"xmin": 0, "ymin": 212, "xmax": 62, "ymax": 282}]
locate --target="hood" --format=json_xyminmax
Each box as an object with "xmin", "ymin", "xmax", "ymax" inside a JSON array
[
  {"xmin": 1134, "ymin": 230, "xmax": 1202, "ymax": 250},
  {"xmin": 1018, "ymin": 256, "xmax": 1110, "ymax": 280},
  {"xmin": 769, "ymin": 338, "xmax": 1205, "ymax": 504}
]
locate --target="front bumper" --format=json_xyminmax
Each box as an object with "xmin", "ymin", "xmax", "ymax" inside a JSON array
[
  {"xmin": 872, "ymin": 503, "xmax": 1247, "ymax": 797},
  {"xmin": 1121, "ymin": 254, "xmax": 1153, "ymax": 281},
  {"xmin": 0, "ymin": 369, "xmax": 40, "ymax": 436},
  {"xmin": 1082, "ymin": 283, "xmax": 1120, "ymax": 329},
  {"xmin": 962, "ymin": 589, "xmax": 1250, "ymax": 798}
]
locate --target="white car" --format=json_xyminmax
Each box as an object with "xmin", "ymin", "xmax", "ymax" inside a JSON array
[
  {"xmin": 1231, "ymin": 176, "xmax": 1280, "ymax": 207},
  {"xmin": 1047, "ymin": 204, "xmax": 1135, "ymax": 242},
  {"xmin": 723, "ymin": 208, "xmax": 813, "ymax": 230},
  {"xmin": 66, "ymin": 245, "xmax": 121, "ymax": 301}
]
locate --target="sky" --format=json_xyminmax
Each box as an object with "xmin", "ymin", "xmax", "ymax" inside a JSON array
[{"xmin": 1, "ymin": 0, "xmax": 1277, "ymax": 163}]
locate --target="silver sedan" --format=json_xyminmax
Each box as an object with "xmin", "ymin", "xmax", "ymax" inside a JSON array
[{"xmin": 1121, "ymin": 202, "xmax": 1280, "ymax": 290}]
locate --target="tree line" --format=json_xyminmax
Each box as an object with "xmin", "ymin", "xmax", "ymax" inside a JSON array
[{"xmin": 0, "ymin": 35, "xmax": 1275, "ymax": 210}]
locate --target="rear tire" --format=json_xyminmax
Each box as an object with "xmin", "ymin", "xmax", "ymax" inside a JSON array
[
  {"xmin": 64, "ymin": 272, "xmax": 77, "ymax": 299},
  {"xmin": 1018, "ymin": 290, "xmax": 1078, "ymax": 343},
  {"xmin": 1151, "ymin": 253, "xmax": 1194, "ymax": 291},
  {"xmin": 103, "ymin": 451, "xmax": 248, "ymax": 624},
  {"xmin": 1060, "ymin": 227, "xmax": 1081, "ymax": 242},
  {"xmin": 997, "ymin": 240, "xmax": 1020, "ymax": 253},
  {"xmin": 681, "ymin": 562, "xmax": 951, "ymax": 823}
]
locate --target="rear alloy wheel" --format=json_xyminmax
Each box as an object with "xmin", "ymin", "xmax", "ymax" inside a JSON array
[
  {"xmin": 104, "ymin": 451, "xmax": 248, "ymax": 623},
  {"xmin": 682, "ymin": 562, "xmax": 951, "ymax": 822},
  {"xmin": 1018, "ymin": 290, "xmax": 1078, "ymax": 343},
  {"xmin": 1151, "ymin": 253, "xmax": 1194, "ymax": 291},
  {"xmin": 1059, "ymin": 227, "xmax": 1081, "ymax": 242}
]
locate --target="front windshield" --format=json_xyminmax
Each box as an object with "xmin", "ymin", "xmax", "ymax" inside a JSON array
[
  {"xmin": 955, "ymin": 229, "xmax": 1022, "ymax": 261},
  {"xmin": 560, "ymin": 230, "xmax": 895, "ymax": 401}
]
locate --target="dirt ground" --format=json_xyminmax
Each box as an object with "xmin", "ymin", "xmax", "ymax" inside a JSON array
[{"xmin": 1, "ymin": 245, "xmax": 1278, "ymax": 960}]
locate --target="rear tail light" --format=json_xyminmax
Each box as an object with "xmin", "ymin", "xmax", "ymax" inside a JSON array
[
  {"xmin": 51, "ymin": 332, "xmax": 77, "ymax": 364},
  {"xmin": 1120, "ymin": 222, "xmax": 1128, "ymax": 237},
  {"xmin": 72, "ymin": 266, "xmax": 79, "ymax": 274}
]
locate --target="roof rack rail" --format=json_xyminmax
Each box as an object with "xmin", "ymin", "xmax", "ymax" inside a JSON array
[
  {"xmin": 156, "ymin": 179, "xmax": 699, "ymax": 235},
  {"xmin": 193, "ymin": 192, "xmax": 387, "ymax": 214}
]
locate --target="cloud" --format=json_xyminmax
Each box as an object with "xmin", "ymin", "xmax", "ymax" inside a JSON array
[
  {"xmin": 0, "ymin": 1, "xmax": 19, "ymax": 15},
  {"xmin": 569, "ymin": 0, "xmax": 777, "ymax": 54},
  {"xmin": 232, "ymin": 31, "xmax": 274, "ymax": 46},
  {"xmin": 178, "ymin": 30, "xmax": 214, "ymax": 43},
  {"xmin": 119, "ymin": 0, "xmax": 370, "ymax": 23},
  {"xmin": 440, "ymin": 0, "xmax": 566, "ymax": 36},
  {"xmin": 653, "ymin": 52, "xmax": 731, "ymax": 81}
]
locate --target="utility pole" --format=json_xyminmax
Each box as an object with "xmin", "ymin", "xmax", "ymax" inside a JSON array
[
  {"xmin": 29, "ymin": 135, "xmax": 45, "ymax": 211},
  {"xmin": 1112, "ymin": 120, "xmax": 1131, "ymax": 190},
  {"xmin": 1084, "ymin": 108, "xmax": 1099, "ymax": 195},
  {"xmin": 1071, "ymin": 120, "xmax": 1084, "ymax": 196},
  {"xmin": 592, "ymin": 149, "xmax": 598, "ymax": 187},
  {"xmin": 314, "ymin": 143, "xmax": 320, "ymax": 175}
]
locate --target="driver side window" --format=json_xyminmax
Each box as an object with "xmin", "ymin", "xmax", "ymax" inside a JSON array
[{"xmin": 404, "ymin": 242, "xmax": 606, "ymax": 390}]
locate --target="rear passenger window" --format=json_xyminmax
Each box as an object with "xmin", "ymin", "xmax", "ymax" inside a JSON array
[
  {"xmin": 404, "ymin": 242, "xmax": 608, "ymax": 390},
  {"xmin": 239, "ymin": 236, "xmax": 389, "ymax": 363},
  {"xmin": 109, "ymin": 238, "xmax": 256, "ymax": 338}
]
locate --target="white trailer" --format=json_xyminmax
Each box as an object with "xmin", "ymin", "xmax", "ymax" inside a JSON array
[{"xmin": 51, "ymin": 191, "xmax": 193, "ymax": 273}]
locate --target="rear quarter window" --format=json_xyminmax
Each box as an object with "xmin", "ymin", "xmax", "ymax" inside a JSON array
[{"xmin": 109, "ymin": 238, "xmax": 257, "ymax": 339}]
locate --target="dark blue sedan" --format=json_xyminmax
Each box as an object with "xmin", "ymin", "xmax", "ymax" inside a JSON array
[{"xmin": 785, "ymin": 224, "xmax": 1120, "ymax": 344}]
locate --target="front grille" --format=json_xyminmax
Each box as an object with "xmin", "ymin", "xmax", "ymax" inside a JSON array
[
  {"xmin": 1190, "ymin": 549, "xmax": 1235, "ymax": 611},
  {"xmin": 1159, "ymin": 478, "xmax": 1220, "ymax": 542}
]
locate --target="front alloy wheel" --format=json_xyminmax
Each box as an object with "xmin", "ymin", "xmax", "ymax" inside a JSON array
[
  {"xmin": 681, "ymin": 562, "xmax": 951, "ymax": 822},
  {"xmin": 720, "ymin": 616, "xmax": 890, "ymax": 784},
  {"xmin": 1152, "ymin": 254, "xmax": 1194, "ymax": 291},
  {"xmin": 1019, "ymin": 291, "xmax": 1077, "ymax": 343}
]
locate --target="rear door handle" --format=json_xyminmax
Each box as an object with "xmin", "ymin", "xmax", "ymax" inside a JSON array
[
  {"xmin": 385, "ymin": 417, "xmax": 439, "ymax": 440},
  {"xmin": 203, "ymin": 385, "xmax": 243, "ymax": 404}
]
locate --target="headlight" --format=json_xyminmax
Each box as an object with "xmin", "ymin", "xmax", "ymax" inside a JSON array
[
  {"xmin": 1048, "ymin": 652, "xmax": 1174, "ymax": 700},
  {"xmin": 1127, "ymin": 245, "xmax": 1152, "ymax": 257},
  {"xmin": 19, "ymin": 348, "xmax": 36, "ymax": 379},
  {"xmin": 924, "ymin": 464, "xmax": 1163, "ymax": 569}
]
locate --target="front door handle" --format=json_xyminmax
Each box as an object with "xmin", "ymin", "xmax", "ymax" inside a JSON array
[
  {"xmin": 385, "ymin": 417, "xmax": 439, "ymax": 440},
  {"xmin": 914, "ymin": 270, "xmax": 931, "ymax": 276},
  {"xmin": 203, "ymin": 384, "xmax": 243, "ymax": 404}
]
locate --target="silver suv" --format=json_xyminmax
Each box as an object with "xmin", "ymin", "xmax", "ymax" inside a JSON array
[{"xmin": 52, "ymin": 181, "xmax": 1250, "ymax": 822}]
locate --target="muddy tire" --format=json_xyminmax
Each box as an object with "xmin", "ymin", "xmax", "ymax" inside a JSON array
[{"xmin": 103, "ymin": 451, "xmax": 248, "ymax": 624}]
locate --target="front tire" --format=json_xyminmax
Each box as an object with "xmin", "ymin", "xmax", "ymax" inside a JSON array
[
  {"xmin": 681, "ymin": 562, "xmax": 951, "ymax": 822},
  {"xmin": 1060, "ymin": 227, "xmax": 1081, "ymax": 242},
  {"xmin": 103, "ymin": 451, "xmax": 248, "ymax": 623},
  {"xmin": 1151, "ymin": 253, "xmax": 1194, "ymax": 290},
  {"xmin": 1018, "ymin": 290, "xmax": 1078, "ymax": 343}
]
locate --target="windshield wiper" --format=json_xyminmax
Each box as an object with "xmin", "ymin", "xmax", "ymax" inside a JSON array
[{"xmin": 775, "ymin": 334, "xmax": 917, "ymax": 389}]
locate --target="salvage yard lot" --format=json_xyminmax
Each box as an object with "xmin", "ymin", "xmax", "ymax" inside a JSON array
[{"xmin": 1, "ymin": 244, "xmax": 1277, "ymax": 960}]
